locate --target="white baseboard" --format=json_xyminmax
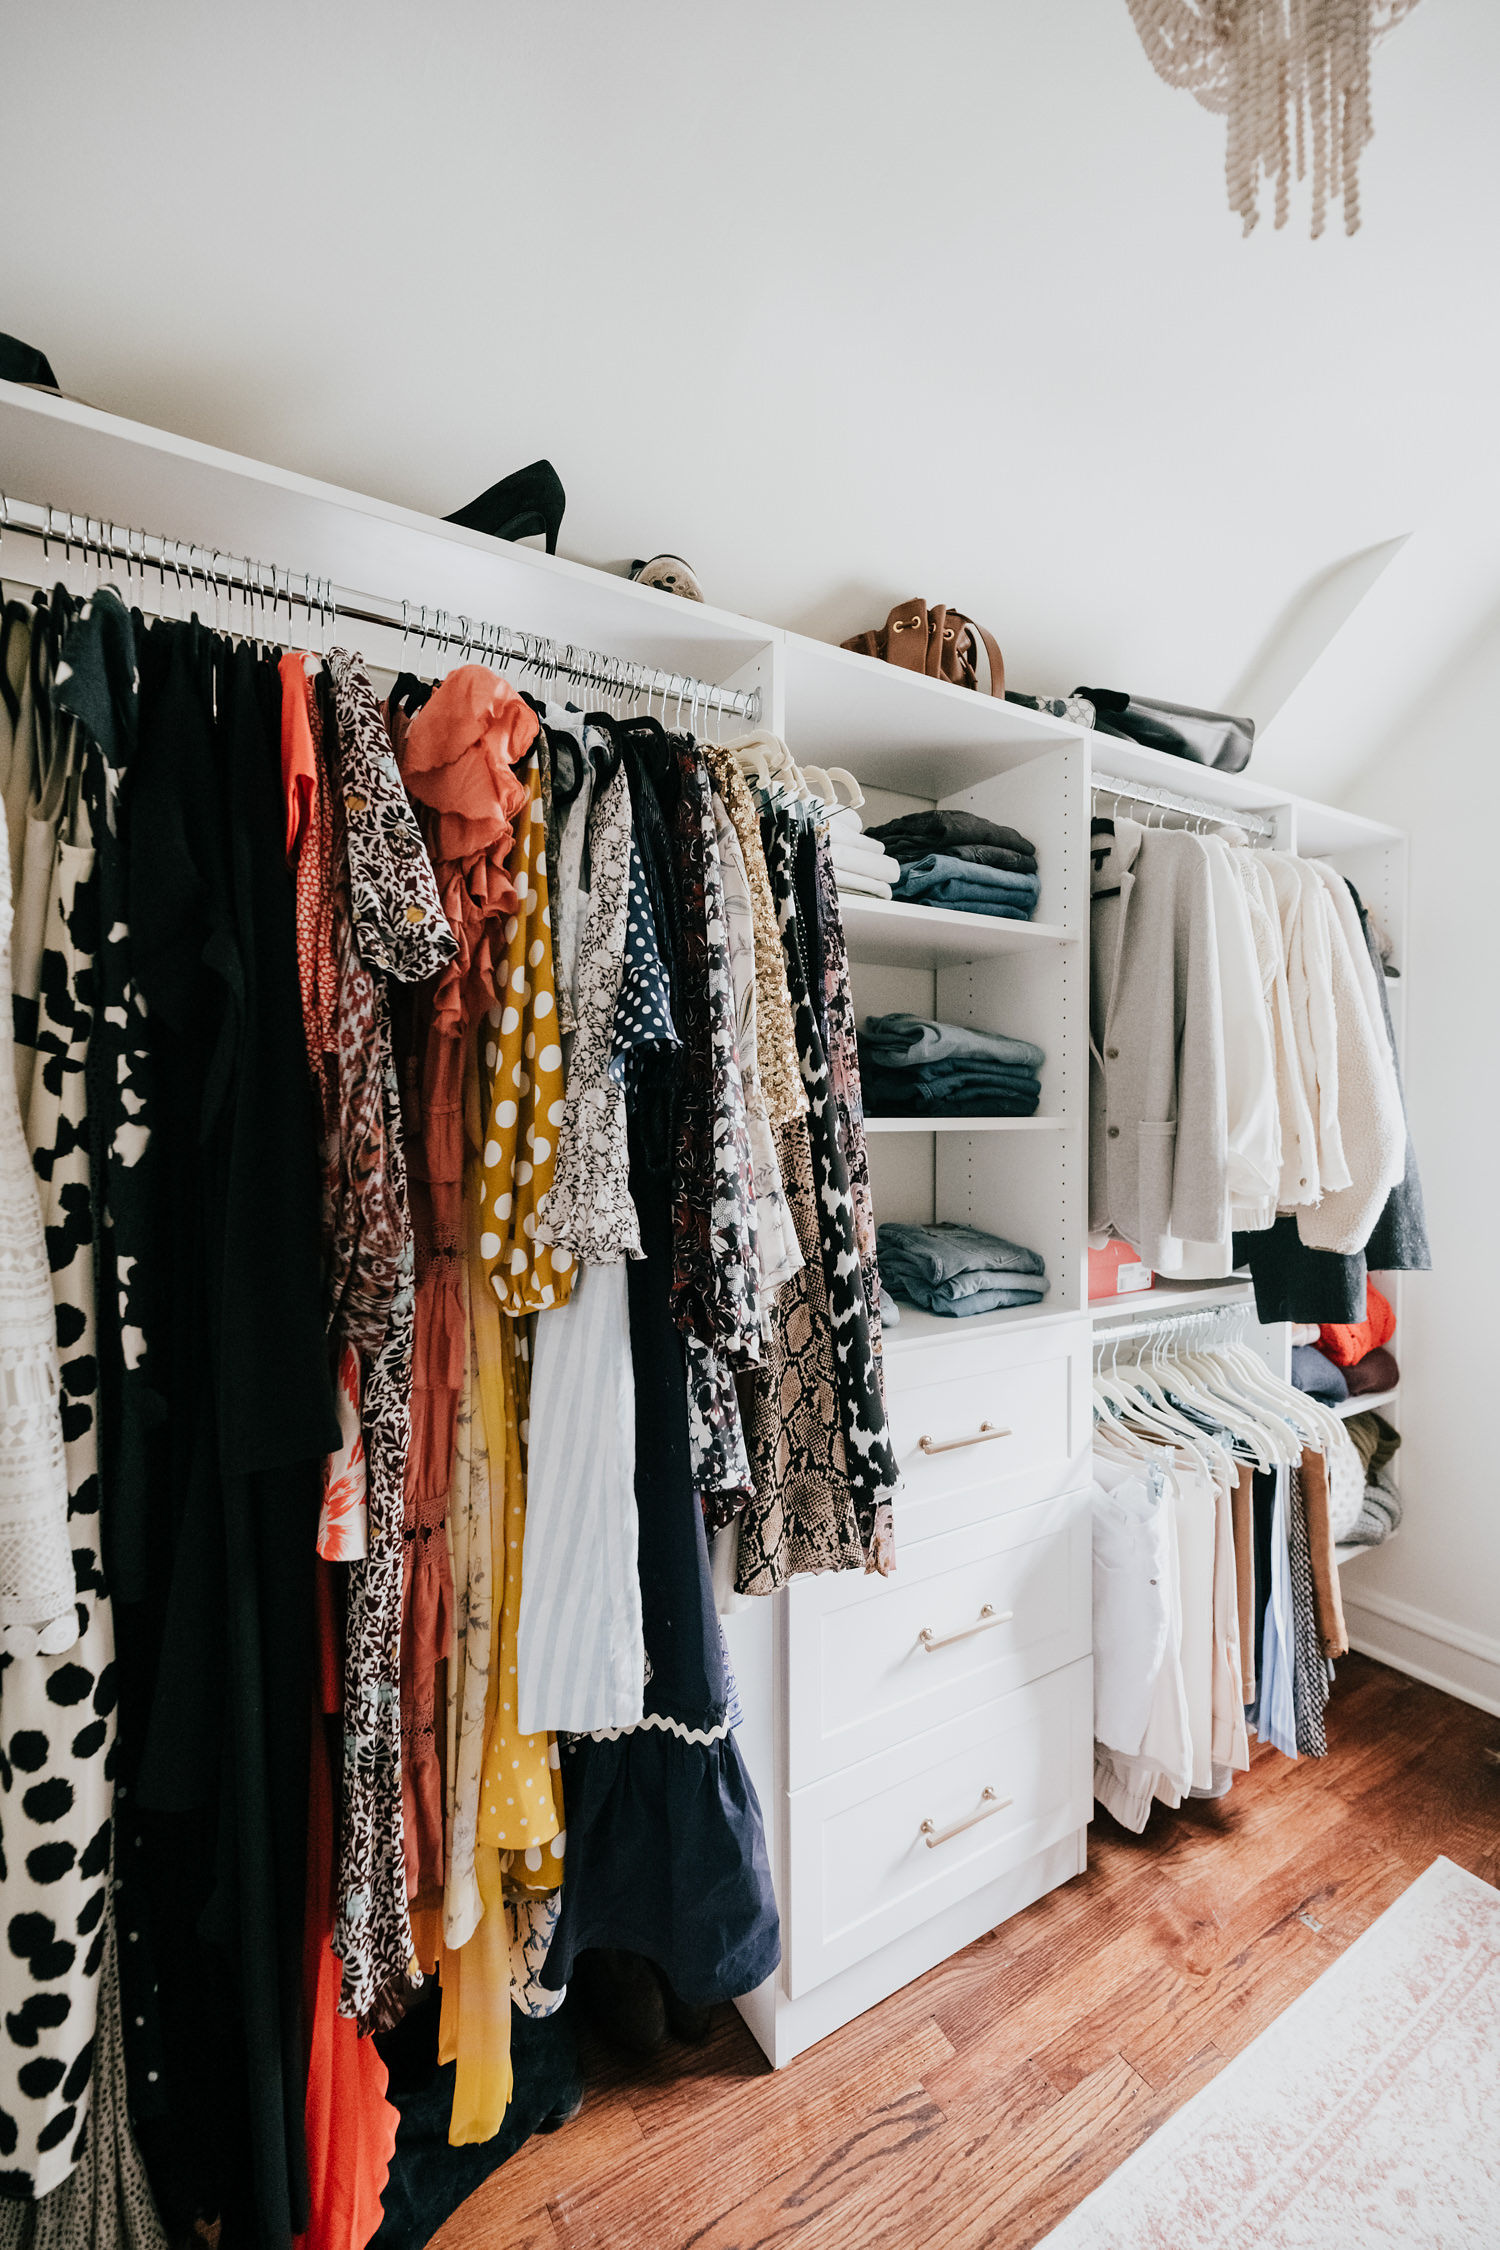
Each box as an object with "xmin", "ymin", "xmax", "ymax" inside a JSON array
[{"xmin": 1340, "ymin": 1585, "xmax": 1500, "ymax": 1719}]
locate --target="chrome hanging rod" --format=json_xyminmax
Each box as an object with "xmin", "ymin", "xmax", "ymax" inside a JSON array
[
  {"xmin": 1092, "ymin": 771, "xmax": 1278, "ymax": 844},
  {"xmin": 0, "ymin": 495, "xmax": 762, "ymax": 725},
  {"xmin": 1091, "ymin": 1298, "xmax": 1253, "ymax": 1353}
]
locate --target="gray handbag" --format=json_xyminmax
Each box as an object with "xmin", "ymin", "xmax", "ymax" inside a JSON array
[{"xmin": 1074, "ymin": 688, "xmax": 1255, "ymax": 773}]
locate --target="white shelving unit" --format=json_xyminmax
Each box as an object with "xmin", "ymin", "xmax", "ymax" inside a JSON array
[{"xmin": 0, "ymin": 377, "xmax": 1410, "ymax": 2081}]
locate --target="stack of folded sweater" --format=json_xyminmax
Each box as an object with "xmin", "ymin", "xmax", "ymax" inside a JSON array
[
  {"xmin": 1339, "ymin": 1411, "xmax": 1403, "ymax": 1548},
  {"xmin": 1290, "ymin": 1282, "xmax": 1399, "ymax": 1404},
  {"xmin": 865, "ymin": 810, "xmax": 1040, "ymax": 921},
  {"xmin": 877, "ymin": 1221, "xmax": 1049, "ymax": 1317},
  {"xmin": 827, "ymin": 805, "xmax": 902, "ymax": 900},
  {"xmin": 858, "ymin": 1012, "xmax": 1045, "ymax": 1117}
]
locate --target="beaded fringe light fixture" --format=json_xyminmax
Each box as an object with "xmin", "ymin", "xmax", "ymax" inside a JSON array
[{"xmin": 1125, "ymin": 0, "xmax": 1421, "ymax": 236}]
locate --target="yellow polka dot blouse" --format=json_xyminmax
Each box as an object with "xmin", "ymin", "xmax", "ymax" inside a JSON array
[{"xmin": 477, "ymin": 757, "xmax": 574, "ymax": 1317}]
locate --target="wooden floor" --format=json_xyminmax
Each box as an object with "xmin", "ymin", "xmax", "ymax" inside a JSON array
[{"xmin": 434, "ymin": 1655, "xmax": 1500, "ymax": 2250}]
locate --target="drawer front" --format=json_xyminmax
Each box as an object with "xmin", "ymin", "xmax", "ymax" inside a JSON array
[
  {"xmin": 785, "ymin": 1657, "xmax": 1092, "ymax": 1998},
  {"xmin": 786, "ymin": 1491, "xmax": 1091, "ymax": 1786},
  {"xmin": 883, "ymin": 1319, "xmax": 1091, "ymax": 1545}
]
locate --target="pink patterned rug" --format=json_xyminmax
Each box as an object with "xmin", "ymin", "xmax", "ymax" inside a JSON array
[{"xmin": 1039, "ymin": 1856, "xmax": 1500, "ymax": 2248}]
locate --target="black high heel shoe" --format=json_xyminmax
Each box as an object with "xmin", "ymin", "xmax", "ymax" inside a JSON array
[{"xmin": 446, "ymin": 459, "xmax": 565, "ymax": 553}]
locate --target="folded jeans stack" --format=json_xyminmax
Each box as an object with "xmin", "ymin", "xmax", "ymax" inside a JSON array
[
  {"xmin": 859, "ymin": 1012, "xmax": 1045, "ymax": 1117},
  {"xmin": 827, "ymin": 805, "xmax": 902, "ymax": 900},
  {"xmin": 867, "ymin": 810, "xmax": 1039, "ymax": 921},
  {"xmin": 878, "ymin": 1220, "xmax": 1049, "ymax": 1316}
]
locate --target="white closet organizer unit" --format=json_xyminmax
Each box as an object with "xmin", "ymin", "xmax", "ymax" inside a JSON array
[{"xmin": 0, "ymin": 380, "xmax": 1411, "ymax": 2073}]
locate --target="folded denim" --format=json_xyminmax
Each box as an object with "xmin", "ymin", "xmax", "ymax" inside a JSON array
[
  {"xmin": 893, "ymin": 889, "xmax": 1034, "ymax": 921},
  {"xmin": 859, "ymin": 1052, "xmax": 1042, "ymax": 1090},
  {"xmin": 864, "ymin": 1088, "xmax": 1040, "ymax": 1118},
  {"xmin": 861, "ymin": 1069, "xmax": 1041, "ymax": 1114},
  {"xmin": 894, "ymin": 854, "xmax": 1040, "ymax": 902},
  {"xmin": 885, "ymin": 840, "xmax": 1037, "ymax": 875},
  {"xmin": 868, "ymin": 810, "xmax": 1036, "ymax": 860},
  {"xmin": 860, "ymin": 1014, "xmax": 1046, "ymax": 1073},
  {"xmin": 877, "ymin": 1220, "xmax": 1046, "ymax": 1285},
  {"xmin": 883, "ymin": 1275, "xmax": 1049, "ymax": 1317}
]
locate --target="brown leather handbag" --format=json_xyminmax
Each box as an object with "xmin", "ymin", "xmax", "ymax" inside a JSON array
[{"xmin": 842, "ymin": 600, "xmax": 1005, "ymax": 697}]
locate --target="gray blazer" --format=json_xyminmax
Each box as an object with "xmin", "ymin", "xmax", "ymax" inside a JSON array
[{"xmin": 1090, "ymin": 824, "xmax": 1229, "ymax": 1268}]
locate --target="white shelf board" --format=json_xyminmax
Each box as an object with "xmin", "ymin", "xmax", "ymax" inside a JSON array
[
  {"xmin": 783, "ymin": 630, "xmax": 1082, "ymax": 794},
  {"xmin": 1290, "ymin": 797, "xmax": 1403, "ymax": 860},
  {"xmin": 838, "ymin": 894, "xmax": 1076, "ymax": 966},
  {"xmin": 1090, "ymin": 1278, "xmax": 1255, "ymax": 1322},
  {"xmin": 1336, "ymin": 1531, "xmax": 1398, "ymax": 1567},
  {"xmin": 864, "ymin": 1115, "xmax": 1065, "ymax": 1134},
  {"xmin": 0, "ymin": 381, "xmax": 771, "ymax": 682},
  {"xmin": 1089, "ymin": 741, "xmax": 1293, "ymax": 825},
  {"xmin": 1334, "ymin": 1387, "xmax": 1399, "ymax": 1419},
  {"xmin": 881, "ymin": 1298, "xmax": 1080, "ymax": 1353}
]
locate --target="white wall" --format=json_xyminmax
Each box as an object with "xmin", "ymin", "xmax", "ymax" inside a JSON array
[
  {"xmin": 3, "ymin": 2, "xmax": 1495, "ymax": 1700},
  {"xmin": 1334, "ymin": 624, "xmax": 1500, "ymax": 1711},
  {"xmin": 3, "ymin": 0, "xmax": 1499, "ymax": 724}
]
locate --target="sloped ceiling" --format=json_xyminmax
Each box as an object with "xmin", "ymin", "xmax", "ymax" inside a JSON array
[{"xmin": 2, "ymin": 0, "xmax": 1494, "ymax": 737}]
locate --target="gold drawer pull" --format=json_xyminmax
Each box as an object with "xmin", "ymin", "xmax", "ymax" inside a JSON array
[
  {"xmin": 920, "ymin": 1787, "xmax": 1012, "ymax": 1849},
  {"xmin": 918, "ymin": 1604, "xmax": 1013, "ymax": 1652},
  {"xmin": 918, "ymin": 1421, "xmax": 1011, "ymax": 1455}
]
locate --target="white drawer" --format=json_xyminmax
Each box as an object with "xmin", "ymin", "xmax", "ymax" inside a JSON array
[
  {"xmin": 784, "ymin": 1656, "xmax": 1092, "ymax": 1998},
  {"xmin": 786, "ymin": 1491, "xmax": 1090, "ymax": 1786},
  {"xmin": 883, "ymin": 1319, "xmax": 1091, "ymax": 1544}
]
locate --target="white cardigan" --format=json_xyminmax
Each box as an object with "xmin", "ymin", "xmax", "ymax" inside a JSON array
[{"xmin": 1295, "ymin": 861, "xmax": 1405, "ymax": 1253}]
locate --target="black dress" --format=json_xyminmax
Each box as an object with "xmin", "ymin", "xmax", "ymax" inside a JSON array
[{"xmin": 539, "ymin": 738, "xmax": 779, "ymax": 2008}]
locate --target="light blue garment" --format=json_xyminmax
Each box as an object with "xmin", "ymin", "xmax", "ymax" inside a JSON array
[
  {"xmin": 893, "ymin": 886, "xmax": 1034, "ymax": 919},
  {"xmin": 877, "ymin": 1219, "xmax": 1046, "ymax": 1284},
  {"xmin": 894, "ymin": 852, "xmax": 1040, "ymax": 903},
  {"xmin": 1253, "ymin": 1468, "xmax": 1299, "ymax": 1760}
]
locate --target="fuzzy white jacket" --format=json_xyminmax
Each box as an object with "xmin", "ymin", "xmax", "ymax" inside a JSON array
[{"xmin": 1294, "ymin": 860, "xmax": 1405, "ymax": 1253}]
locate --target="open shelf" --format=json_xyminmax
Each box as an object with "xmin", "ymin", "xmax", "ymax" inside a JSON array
[
  {"xmin": 864, "ymin": 1115, "xmax": 1065, "ymax": 1134},
  {"xmin": 880, "ymin": 1298, "xmax": 1081, "ymax": 1353},
  {"xmin": 1090, "ymin": 742, "xmax": 1293, "ymax": 828},
  {"xmin": 0, "ymin": 378, "xmax": 773, "ymax": 685},
  {"xmin": 838, "ymin": 894, "xmax": 1076, "ymax": 966},
  {"xmin": 1335, "ymin": 1387, "xmax": 1399, "ymax": 1419},
  {"xmin": 1336, "ymin": 1531, "xmax": 1398, "ymax": 1567},
  {"xmin": 784, "ymin": 630, "xmax": 1082, "ymax": 793}
]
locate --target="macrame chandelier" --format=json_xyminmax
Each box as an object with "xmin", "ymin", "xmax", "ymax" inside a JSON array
[{"xmin": 1125, "ymin": 0, "xmax": 1421, "ymax": 237}]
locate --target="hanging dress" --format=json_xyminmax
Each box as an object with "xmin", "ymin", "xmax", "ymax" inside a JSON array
[
  {"xmin": 522, "ymin": 760, "xmax": 647, "ymax": 1735},
  {"xmin": 395, "ymin": 667, "xmax": 537, "ymax": 1914},
  {"xmin": 812, "ymin": 826, "xmax": 883, "ymax": 1370},
  {"xmin": 326, "ymin": 649, "xmax": 456, "ymax": 2027},
  {"xmin": 0, "ymin": 693, "xmax": 113, "ymax": 2197},
  {"xmin": 735, "ymin": 816, "xmax": 899, "ymax": 1589},
  {"xmin": 475, "ymin": 752, "xmax": 572, "ymax": 1318},
  {"xmin": 537, "ymin": 1156, "xmax": 781, "ymax": 2009}
]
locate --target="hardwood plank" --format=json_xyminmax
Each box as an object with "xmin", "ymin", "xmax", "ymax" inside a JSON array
[
  {"xmin": 433, "ymin": 2193, "xmax": 560, "ymax": 2250},
  {"xmin": 426, "ymin": 1656, "xmax": 1492, "ymax": 2250},
  {"xmin": 428, "ymin": 2087, "xmax": 645, "ymax": 2245},
  {"xmin": 587, "ymin": 2084, "xmax": 951, "ymax": 2250},
  {"xmin": 926, "ymin": 2047, "xmax": 1224, "ymax": 2250},
  {"xmin": 548, "ymin": 2015, "xmax": 954, "ymax": 2250}
]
